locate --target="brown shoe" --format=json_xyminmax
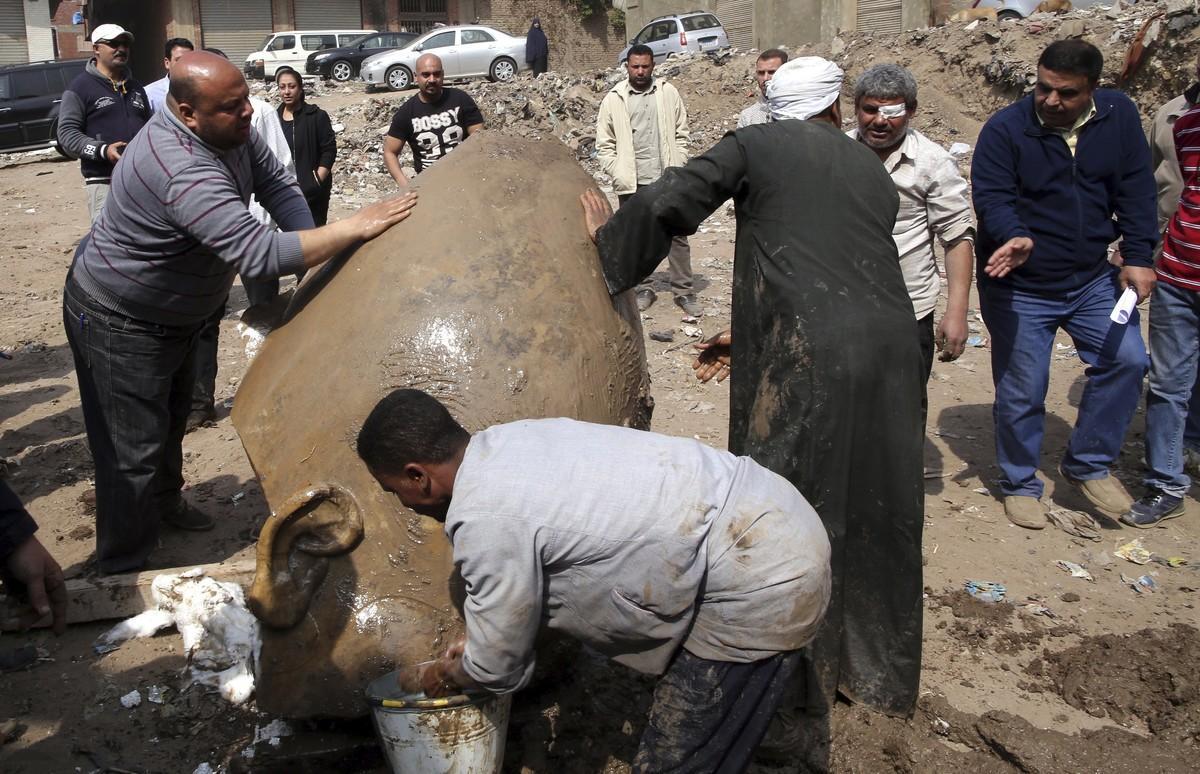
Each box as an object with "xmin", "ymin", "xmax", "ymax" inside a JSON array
[
  {"xmin": 1059, "ymin": 467, "xmax": 1132, "ymax": 516},
  {"xmin": 1004, "ymin": 496, "xmax": 1047, "ymax": 529}
]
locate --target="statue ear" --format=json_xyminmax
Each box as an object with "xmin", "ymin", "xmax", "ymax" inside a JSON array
[{"xmin": 247, "ymin": 484, "xmax": 364, "ymax": 629}]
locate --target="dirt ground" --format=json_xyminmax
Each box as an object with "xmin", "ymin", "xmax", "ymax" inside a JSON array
[{"xmin": 3, "ymin": 3, "xmax": 1200, "ymax": 772}]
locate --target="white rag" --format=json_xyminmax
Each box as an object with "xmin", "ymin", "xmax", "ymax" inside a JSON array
[{"xmin": 767, "ymin": 57, "xmax": 845, "ymax": 121}]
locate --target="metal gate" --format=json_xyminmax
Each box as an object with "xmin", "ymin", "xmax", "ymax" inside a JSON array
[
  {"xmin": 294, "ymin": 0, "xmax": 363, "ymax": 30},
  {"xmin": 397, "ymin": 0, "xmax": 449, "ymax": 35},
  {"xmin": 716, "ymin": 0, "xmax": 754, "ymax": 50},
  {"xmin": 0, "ymin": 0, "xmax": 28, "ymax": 65},
  {"xmin": 856, "ymin": 0, "xmax": 903, "ymax": 35},
  {"xmin": 199, "ymin": 0, "xmax": 273, "ymax": 66}
]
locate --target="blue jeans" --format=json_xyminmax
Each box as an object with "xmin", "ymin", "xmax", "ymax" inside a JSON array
[
  {"xmin": 1144, "ymin": 281, "xmax": 1200, "ymax": 496},
  {"xmin": 63, "ymin": 276, "xmax": 203, "ymax": 573},
  {"xmin": 979, "ymin": 270, "xmax": 1149, "ymax": 498}
]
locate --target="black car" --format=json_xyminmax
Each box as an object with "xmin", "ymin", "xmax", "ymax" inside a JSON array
[
  {"xmin": 306, "ymin": 31, "xmax": 417, "ymax": 82},
  {"xmin": 0, "ymin": 58, "xmax": 87, "ymax": 155}
]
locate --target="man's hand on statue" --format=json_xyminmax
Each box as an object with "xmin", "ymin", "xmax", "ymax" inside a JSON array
[
  {"xmin": 936, "ymin": 312, "xmax": 968, "ymax": 362},
  {"xmin": 983, "ymin": 236, "xmax": 1033, "ymax": 278},
  {"xmin": 349, "ymin": 192, "xmax": 418, "ymax": 242},
  {"xmin": 693, "ymin": 330, "xmax": 732, "ymax": 383},
  {"xmin": 580, "ymin": 189, "xmax": 614, "ymax": 244},
  {"xmin": 1120, "ymin": 264, "xmax": 1156, "ymax": 303}
]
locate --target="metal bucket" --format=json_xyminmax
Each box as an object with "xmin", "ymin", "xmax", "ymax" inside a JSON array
[{"xmin": 365, "ymin": 671, "xmax": 511, "ymax": 773}]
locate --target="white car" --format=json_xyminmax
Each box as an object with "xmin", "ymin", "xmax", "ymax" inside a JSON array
[{"xmin": 359, "ymin": 25, "xmax": 527, "ymax": 91}]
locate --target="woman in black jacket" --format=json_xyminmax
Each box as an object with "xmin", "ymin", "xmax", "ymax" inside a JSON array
[{"xmin": 276, "ymin": 68, "xmax": 336, "ymax": 225}]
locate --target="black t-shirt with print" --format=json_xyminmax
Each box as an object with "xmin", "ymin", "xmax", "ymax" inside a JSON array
[{"xmin": 386, "ymin": 87, "xmax": 484, "ymax": 173}]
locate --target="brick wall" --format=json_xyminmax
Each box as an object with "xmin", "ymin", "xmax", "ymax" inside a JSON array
[
  {"xmin": 51, "ymin": 0, "xmax": 89, "ymax": 59},
  {"xmin": 472, "ymin": 0, "xmax": 627, "ymax": 71}
]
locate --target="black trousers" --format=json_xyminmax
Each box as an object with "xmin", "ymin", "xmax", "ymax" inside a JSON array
[
  {"xmin": 633, "ymin": 650, "xmax": 802, "ymax": 773},
  {"xmin": 63, "ymin": 277, "xmax": 201, "ymax": 573},
  {"xmin": 529, "ymin": 55, "xmax": 548, "ymax": 75},
  {"xmin": 918, "ymin": 311, "xmax": 935, "ymax": 427}
]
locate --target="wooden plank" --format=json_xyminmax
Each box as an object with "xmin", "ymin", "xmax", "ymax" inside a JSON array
[{"xmin": 0, "ymin": 557, "xmax": 257, "ymax": 632}]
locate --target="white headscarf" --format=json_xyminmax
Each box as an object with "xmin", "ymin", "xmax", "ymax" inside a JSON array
[{"xmin": 766, "ymin": 57, "xmax": 845, "ymax": 122}]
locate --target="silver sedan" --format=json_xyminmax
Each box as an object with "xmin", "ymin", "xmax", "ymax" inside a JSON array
[{"xmin": 360, "ymin": 25, "xmax": 527, "ymax": 91}]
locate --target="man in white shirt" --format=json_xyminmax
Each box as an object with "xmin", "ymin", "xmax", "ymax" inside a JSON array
[
  {"xmin": 737, "ymin": 48, "xmax": 788, "ymax": 128},
  {"xmin": 144, "ymin": 37, "xmax": 195, "ymax": 113},
  {"xmin": 848, "ymin": 63, "xmax": 975, "ymax": 423},
  {"xmin": 356, "ymin": 388, "xmax": 832, "ymax": 771}
]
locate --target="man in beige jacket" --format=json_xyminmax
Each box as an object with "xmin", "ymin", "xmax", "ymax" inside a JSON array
[{"xmin": 596, "ymin": 44, "xmax": 701, "ymax": 316}]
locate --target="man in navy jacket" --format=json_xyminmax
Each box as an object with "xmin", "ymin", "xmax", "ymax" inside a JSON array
[{"xmin": 971, "ymin": 39, "xmax": 1156, "ymax": 530}]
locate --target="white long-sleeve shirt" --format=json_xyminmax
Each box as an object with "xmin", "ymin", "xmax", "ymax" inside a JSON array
[{"xmin": 445, "ymin": 419, "xmax": 832, "ymax": 694}]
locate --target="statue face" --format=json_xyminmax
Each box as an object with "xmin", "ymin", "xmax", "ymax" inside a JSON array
[{"xmin": 235, "ymin": 133, "xmax": 651, "ymax": 716}]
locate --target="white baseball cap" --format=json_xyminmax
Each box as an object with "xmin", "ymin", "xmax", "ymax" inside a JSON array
[{"xmin": 91, "ymin": 24, "xmax": 134, "ymax": 44}]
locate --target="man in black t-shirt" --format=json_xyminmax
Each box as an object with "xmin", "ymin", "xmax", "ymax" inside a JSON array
[{"xmin": 384, "ymin": 53, "xmax": 485, "ymax": 186}]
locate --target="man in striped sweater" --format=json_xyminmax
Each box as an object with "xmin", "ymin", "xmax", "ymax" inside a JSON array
[
  {"xmin": 63, "ymin": 51, "xmax": 417, "ymax": 574},
  {"xmin": 1129, "ymin": 97, "xmax": 1200, "ymax": 527}
]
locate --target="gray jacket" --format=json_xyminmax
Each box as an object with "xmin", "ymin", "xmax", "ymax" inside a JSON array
[{"xmin": 446, "ymin": 419, "xmax": 832, "ymax": 694}]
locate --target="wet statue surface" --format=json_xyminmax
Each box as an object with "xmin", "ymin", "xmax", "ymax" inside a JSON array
[{"xmin": 231, "ymin": 133, "xmax": 653, "ymax": 717}]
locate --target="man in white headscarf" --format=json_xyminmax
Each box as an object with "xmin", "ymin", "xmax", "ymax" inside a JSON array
[{"xmin": 582, "ymin": 54, "xmax": 924, "ymax": 764}]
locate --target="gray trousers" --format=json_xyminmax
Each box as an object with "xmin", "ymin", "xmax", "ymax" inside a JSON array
[
  {"xmin": 619, "ymin": 189, "xmax": 693, "ymax": 297},
  {"xmin": 87, "ymin": 183, "xmax": 110, "ymax": 222}
]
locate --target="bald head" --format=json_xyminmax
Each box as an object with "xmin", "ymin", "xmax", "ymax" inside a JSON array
[
  {"xmin": 415, "ymin": 53, "xmax": 446, "ymax": 102},
  {"xmin": 168, "ymin": 51, "xmax": 252, "ymax": 150}
]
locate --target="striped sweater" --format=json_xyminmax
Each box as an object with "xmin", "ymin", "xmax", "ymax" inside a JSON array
[
  {"xmin": 1160, "ymin": 103, "xmax": 1200, "ymax": 291},
  {"xmin": 70, "ymin": 107, "xmax": 314, "ymax": 326}
]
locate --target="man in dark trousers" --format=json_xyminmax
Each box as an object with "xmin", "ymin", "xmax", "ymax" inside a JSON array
[
  {"xmin": 971, "ymin": 40, "xmax": 1156, "ymax": 530},
  {"xmin": 583, "ymin": 55, "xmax": 926, "ymax": 760},
  {"xmin": 56, "ymin": 23, "xmax": 151, "ymax": 221},
  {"xmin": 357, "ymin": 389, "xmax": 831, "ymax": 772},
  {"xmin": 383, "ymin": 53, "xmax": 484, "ymax": 188},
  {"xmin": 63, "ymin": 51, "xmax": 418, "ymax": 573}
]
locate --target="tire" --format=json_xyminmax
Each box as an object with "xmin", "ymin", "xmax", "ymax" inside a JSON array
[
  {"xmin": 997, "ymin": 9, "xmax": 1022, "ymax": 21},
  {"xmin": 386, "ymin": 64, "xmax": 413, "ymax": 91},
  {"xmin": 330, "ymin": 60, "xmax": 354, "ymax": 82},
  {"xmin": 488, "ymin": 56, "xmax": 517, "ymax": 83}
]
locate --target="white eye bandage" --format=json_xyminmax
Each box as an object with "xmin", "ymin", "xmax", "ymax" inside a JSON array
[{"xmin": 878, "ymin": 103, "xmax": 907, "ymax": 119}]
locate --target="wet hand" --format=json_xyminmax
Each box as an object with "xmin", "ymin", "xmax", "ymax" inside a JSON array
[
  {"xmin": 936, "ymin": 312, "xmax": 968, "ymax": 362},
  {"xmin": 693, "ymin": 330, "xmax": 732, "ymax": 383},
  {"xmin": 983, "ymin": 237, "xmax": 1033, "ymax": 278},
  {"xmin": 580, "ymin": 189, "xmax": 613, "ymax": 244},
  {"xmin": 1120, "ymin": 264, "xmax": 1156, "ymax": 303},
  {"xmin": 5, "ymin": 536, "xmax": 67, "ymax": 635},
  {"xmin": 352, "ymin": 192, "xmax": 418, "ymax": 242}
]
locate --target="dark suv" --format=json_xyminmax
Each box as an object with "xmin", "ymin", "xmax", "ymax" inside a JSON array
[
  {"xmin": 0, "ymin": 58, "xmax": 88, "ymax": 154},
  {"xmin": 306, "ymin": 31, "xmax": 417, "ymax": 82}
]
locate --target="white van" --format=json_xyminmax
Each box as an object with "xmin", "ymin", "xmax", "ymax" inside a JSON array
[{"xmin": 244, "ymin": 29, "xmax": 375, "ymax": 81}]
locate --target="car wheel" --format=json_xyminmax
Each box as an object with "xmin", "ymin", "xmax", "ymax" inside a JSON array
[
  {"xmin": 330, "ymin": 60, "xmax": 354, "ymax": 82},
  {"xmin": 489, "ymin": 57, "xmax": 517, "ymax": 83},
  {"xmin": 386, "ymin": 65, "xmax": 413, "ymax": 91},
  {"xmin": 997, "ymin": 9, "xmax": 1022, "ymax": 21}
]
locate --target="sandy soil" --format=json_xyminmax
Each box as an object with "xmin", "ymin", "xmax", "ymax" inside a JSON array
[{"xmin": 2, "ymin": 6, "xmax": 1199, "ymax": 771}]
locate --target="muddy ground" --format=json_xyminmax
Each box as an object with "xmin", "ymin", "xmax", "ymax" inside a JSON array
[{"xmin": 3, "ymin": 3, "xmax": 1200, "ymax": 772}]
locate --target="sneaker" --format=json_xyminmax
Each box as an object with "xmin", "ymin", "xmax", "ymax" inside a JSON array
[
  {"xmin": 1004, "ymin": 495, "xmax": 1047, "ymax": 529},
  {"xmin": 636, "ymin": 289, "xmax": 657, "ymax": 312},
  {"xmin": 1058, "ymin": 466, "xmax": 1132, "ymax": 516},
  {"xmin": 1121, "ymin": 490, "xmax": 1185, "ymax": 529},
  {"xmin": 163, "ymin": 500, "xmax": 215, "ymax": 532},
  {"xmin": 185, "ymin": 407, "xmax": 217, "ymax": 434},
  {"xmin": 674, "ymin": 294, "xmax": 703, "ymax": 317}
]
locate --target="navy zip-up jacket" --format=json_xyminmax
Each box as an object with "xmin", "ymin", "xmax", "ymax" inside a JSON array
[
  {"xmin": 57, "ymin": 59, "xmax": 151, "ymax": 183},
  {"xmin": 971, "ymin": 88, "xmax": 1157, "ymax": 295}
]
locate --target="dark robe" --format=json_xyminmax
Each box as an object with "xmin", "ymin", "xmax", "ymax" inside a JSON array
[{"xmin": 597, "ymin": 119, "xmax": 926, "ymax": 718}]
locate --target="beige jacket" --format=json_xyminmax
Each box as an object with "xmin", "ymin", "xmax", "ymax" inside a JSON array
[
  {"xmin": 595, "ymin": 78, "xmax": 689, "ymax": 195},
  {"xmin": 1151, "ymin": 87, "xmax": 1196, "ymax": 234}
]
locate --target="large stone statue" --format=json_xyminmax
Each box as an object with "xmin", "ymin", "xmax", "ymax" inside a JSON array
[{"xmin": 232, "ymin": 133, "xmax": 653, "ymax": 716}]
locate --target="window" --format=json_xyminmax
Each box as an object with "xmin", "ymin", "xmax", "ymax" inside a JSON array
[
  {"xmin": 422, "ymin": 31, "xmax": 455, "ymax": 49},
  {"xmin": 11, "ymin": 70, "xmax": 48, "ymax": 99},
  {"xmin": 269, "ymin": 35, "xmax": 295, "ymax": 51},
  {"xmin": 386, "ymin": 33, "xmax": 413, "ymax": 47},
  {"xmin": 648, "ymin": 21, "xmax": 676, "ymax": 42},
  {"xmin": 0, "ymin": 75, "xmax": 10, "ymax": 101},
  {"xmin": 302, "ymin": 35, "xmax": 337, "ymax": 51},
  {"xmin": 682, "ymin": 14, "xmax": 721, "ymax": 31},
  {"xmin": 460, "ymin": 29, "xmax": 493, "ymax": 44},
  {"xmin": 44, "ymin": 67, "xmax": 67, "ymax": 92},
  {"xmin": 340, "ymin": 34, "xmax": 363, "ymax": 46}
]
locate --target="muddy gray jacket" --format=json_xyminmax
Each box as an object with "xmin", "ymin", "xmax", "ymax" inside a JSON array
[
  {"xmin": 56, "ymin": 59, "xmax": 151, "ymax": 183},
  {"xmin": 446, "ymin": 419, "xmax": 832, "ymax": 694}
]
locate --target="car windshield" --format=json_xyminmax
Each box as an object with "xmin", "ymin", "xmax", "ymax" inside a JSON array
[
  {"xmin": 347, "ymin": 34, "xmax": 374, "ymax": 48},
  {"xmin": 259, "ymin": 35, "xmax": 274, "ymax": 51},
  {"xmin": 682, "ymin": 14, "xmax": 721, "ymax": 31}
]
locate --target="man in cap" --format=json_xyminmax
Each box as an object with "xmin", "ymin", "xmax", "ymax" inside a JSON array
[
  {"xmin": 737, "ymin": 48, "xmax": 788, "ymax": 128},
  {"xmin": 849, "ymin": 63, "xmax": 975, "ymax": 421},
  {"xmin": 62, "ymin": 51, "xmax": 417, "ymax": 574},
  {"xmin": 971, "ymin": 39, "xmax": 1156, "ymax": 529},
  {"xmin": 57, "ymin": 24, "xmax": 152, "ymax": 221},
  {"xmin": 583, "ymin": 55, "xmax": 926, "ymax": 740},
  {"xmin": 144, "ymin": 37, "xmax": 195, "ymax": 113}
]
